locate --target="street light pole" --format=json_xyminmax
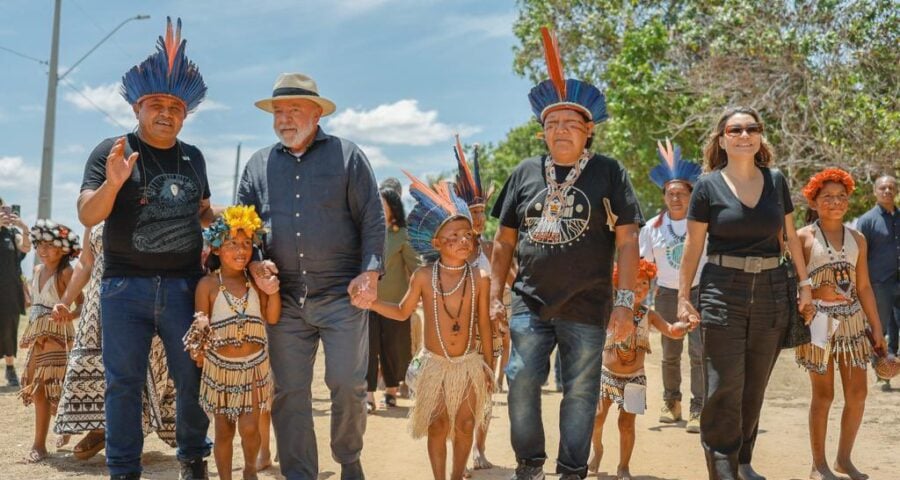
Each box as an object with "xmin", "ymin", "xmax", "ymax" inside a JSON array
[
  {"xmin": 36, "ymin": 7, "xmax": 150, "ymax": 220},
  {"xmin": 36, "ymin": 0, "xmax": 61, "ymax": 221}
]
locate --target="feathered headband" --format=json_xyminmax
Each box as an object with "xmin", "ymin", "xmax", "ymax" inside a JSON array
[
  {"xmin": 802, "ymin": 168, "xmax": 855, "ymax": 203},
  {"xmin": 650, "ymin": 138, "xmax": 702, "ymax": 189},
  {"xmin": 613, "ymin": 258, "xmax": 658, "ymax": 287},
  {"xmin": 203, "ymin": 205, "xmax": 266, "ymax": 249},
  {"xmin": 453, "ymin": 135, "xmax": 494, "ymax": 208},
  {"xmin": 404, "ymin": 170, "xmax": 472, "ymax": 262},
  {"xmin": 528, "ymin": 27, "xmax": 607, "ymax": 124},
  {"xmin": 30, "ymin": 219, "xmax": 81, "ymax": 258},
  {"xmin": 121, "ymin": 17, "xmax": 207, "ymax": 112}
]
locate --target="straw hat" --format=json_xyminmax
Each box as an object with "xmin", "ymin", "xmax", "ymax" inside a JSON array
[{"xmin": 254, "ymin": 73, "xmax": 336, "ymax": 116}]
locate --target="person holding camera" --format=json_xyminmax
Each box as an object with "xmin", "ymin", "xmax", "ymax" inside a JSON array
[{"xmin": 0, "ymin": 198, "xmax": 31, "ymax": 386}]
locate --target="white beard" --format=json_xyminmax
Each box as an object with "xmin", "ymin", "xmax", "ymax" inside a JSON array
[{"xmin": 277, "ymin": 121, "xmax": 317, "ymax": 151}]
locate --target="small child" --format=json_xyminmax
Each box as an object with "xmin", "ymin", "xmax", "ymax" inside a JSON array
[
  {"xmin": 19, "ymin": 219, "xmax": 82, "ymax": 463},
  {"xmin": 588, "ymin": 259, "xmax": 688, "ymax": 480},
  {"xmin": 358, "ymin": 173, "xmax": 493, "ymax": 480},
  {"xmin": 184, "ymin": 205, "xmax": 281, "ymax": 480},
  {"xmin": 795, "ymin": 169, "xmax": 886, "ymax": 480}
]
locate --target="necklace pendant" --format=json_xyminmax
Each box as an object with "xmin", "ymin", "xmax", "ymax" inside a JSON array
[{"xmin": 452, "ymin": 322, "xmax": 461, "ymax": 333}]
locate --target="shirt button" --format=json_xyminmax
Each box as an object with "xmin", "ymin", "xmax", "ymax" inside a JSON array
[
  {"xmin": 299, "ymin": 253, "xmax": 304, "ymax": 258},
  {"xmin": 295, "ymin": 175, "xmax": 299, "ymax": 180},
  {"xmin": 295, "ymin": 213, "xmax": 300, "ymax": 217},
  {"xmin": 296, "ymin": 232, "xmax": 300, "ymax": 237},
  {"xmin": 295, "ymin": 194, "xmax": 300, "ymax": 198},
  {"xmin": 302, "ymin": 271, "xmax": 307, "ymax": 275}
]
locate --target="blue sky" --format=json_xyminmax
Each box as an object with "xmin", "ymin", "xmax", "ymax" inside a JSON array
[{"xmin": 0, "ymin": 0, "xmax": 533, "ymax": 237}]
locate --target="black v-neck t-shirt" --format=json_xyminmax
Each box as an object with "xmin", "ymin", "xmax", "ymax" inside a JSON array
[{"xmin": 687, "ymin": 167, "xmax": 793, "ymax": 257}]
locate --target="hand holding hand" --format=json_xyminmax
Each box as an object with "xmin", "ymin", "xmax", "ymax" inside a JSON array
[
  {"xmin": 872, "ymin": 334, "xmax": 888, "ymax": 358},
  {"xmin": 106, "ymin": 136, "xmax": 139, "ymax": 188},
  {"xmin": 249, "ymin": 260, "xmax": 280, "ymax": 296},
  {"xmin": 678, "ymin": 297, "xmax": 701, "ymax": 330},
  {"xmin": 51, "ymin": 303, "xmax": 73, "ymax": 323},
  {"xmin": 608, "ymin": 306, "xmax": 635, "ymax": 343},
  {"xmin": 348, "ymin": 271, "xmax": 378, "ymax": 308},
  {"xmin": 798, "ymin": 286, "xmax": 812, "ymax": 322}
]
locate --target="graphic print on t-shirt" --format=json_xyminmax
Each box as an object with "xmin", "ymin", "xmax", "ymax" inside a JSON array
[
  {"xmin": 133, "ymin": 172, "xmax": 201, "ymax": 253},
  {"xmin": 523, "ymin": 186, "xmax": 591, "ymax": 246}
]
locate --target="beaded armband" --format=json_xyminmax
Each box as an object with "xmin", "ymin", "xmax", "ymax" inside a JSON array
[{"xmin": 614, "ymin": 289, "xmax": 636, "ymax": 309}]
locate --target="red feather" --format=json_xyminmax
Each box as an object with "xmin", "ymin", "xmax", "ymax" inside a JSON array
[
  {"xmin": 164, "ymin": 17, "xmax": 180, "ymax": 75},
  {"xmin": 402, "ymin": 170, "xmax": 459, "ymax": 216},
  {"xmin": 541, "ymin": 27, "xmax": 566, "ymax": 101},
  {"xmin": 455, "ymin": 134, "xmax": 478, "ymax": 197}
]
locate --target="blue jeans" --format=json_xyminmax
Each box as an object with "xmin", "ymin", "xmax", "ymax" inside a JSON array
[
  {"xmin": 506, "ymin": 312, "xmax": 606, "ymax": 478},
  {"xmin": 101, "ymin": 276, "xmax": 211, "ymax": 476},
  {"xmin": 872, "ymin": 281, "xmax": 900, "ymax": 356}
]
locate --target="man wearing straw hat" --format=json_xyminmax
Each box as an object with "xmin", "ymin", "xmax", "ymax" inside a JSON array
[{"xmin": 239, "ymin": 73, "xmax": 384, "ymax": 480}]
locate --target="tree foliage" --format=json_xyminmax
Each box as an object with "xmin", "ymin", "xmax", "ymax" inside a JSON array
[{"xmin": 482, "ymin": 0, "xmax": 899, "ymax": 220}]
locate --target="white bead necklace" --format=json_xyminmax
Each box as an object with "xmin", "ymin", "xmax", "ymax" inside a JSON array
[{"xmin": 431, "ymin": 262, "xmax": 476, "ymax": 362}]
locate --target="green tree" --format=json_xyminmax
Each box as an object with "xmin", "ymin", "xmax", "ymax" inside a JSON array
[{"xmin": 484, "ymin": 0, "xmax": 899, "ymax": 220}]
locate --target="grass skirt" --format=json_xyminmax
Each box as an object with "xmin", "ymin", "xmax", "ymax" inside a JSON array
[
  {"xmin": 200, "ymin": 348, "xmax": 271, "ymax": 422},
  {"xmin": 409, "ymin": 350, "xmax": 492, "ymax": 441},
  {"xmin": 795, "ymin": 300, "xmax": 872, "ymax": 375},
  {"xmin": 600, "ymin": 367, "xmax": 646, "ymax": 409}
]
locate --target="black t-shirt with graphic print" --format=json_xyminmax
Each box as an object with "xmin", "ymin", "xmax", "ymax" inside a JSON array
[
  {"xmin": 81, "ymin": 133, "xmax": 211, "ymax": 278},
  {"xmin": 491, "ymin": 153, "xmax": 644, "ymax": 326}
]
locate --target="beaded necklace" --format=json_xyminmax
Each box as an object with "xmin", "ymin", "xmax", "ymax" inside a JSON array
[
  {"xmin": 531, "ymin": 150, "xmax": 591, "ymax": 243},
  {"xmin": 217, "ymin": 269, "xmax": 252, "ymax": 342},
  {"xmin": 430, "ymin": 262, "xmax": 476, "ymax": 362},
  {"xmin": 815, "ymin": 221, "xmax": 854, "ymax": 298}
]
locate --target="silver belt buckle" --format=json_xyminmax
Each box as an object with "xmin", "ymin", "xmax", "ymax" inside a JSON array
[{"xmin": 744, "ymin": 256, "xmax": 763, "ymax": 273}]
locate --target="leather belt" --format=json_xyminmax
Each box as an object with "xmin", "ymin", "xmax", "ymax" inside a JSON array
[{"xmin": 708, "ymin": 254, "xmax": 781, "ymax": 273}]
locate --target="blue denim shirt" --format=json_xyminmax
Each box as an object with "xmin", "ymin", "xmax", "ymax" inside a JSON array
[
  {"xmin": 857, "ymin": 204, "xmax": 900, "ymax": 285},
  {"xmin": 238, "ymin": 127, "xmax": 385, "ymax": 312}
]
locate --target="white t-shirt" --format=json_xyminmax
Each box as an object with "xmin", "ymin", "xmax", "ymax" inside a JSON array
[{"xmin": 639, "ymin": 212, "xmax": 706, "ymax": 289}]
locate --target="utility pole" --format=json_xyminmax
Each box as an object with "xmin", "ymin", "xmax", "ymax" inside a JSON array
[
  {"xmin": 232, "ymin": 143, "xmax": 242, "ymax": 203},
  {"xmin": 37, "ymin": 0, "xmax": 61, "ymax": 220}
]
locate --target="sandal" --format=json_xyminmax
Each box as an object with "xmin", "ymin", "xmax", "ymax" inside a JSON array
[
  {"xmin": 366, "ymin": 401, "xmax": 376, "ymax": 414},
  {"xmin": 383, "ymin": 393, "xmax": 397, "ymax": 408},
  {"xmin": 73, "ymin": 430, "xmax": 106, "ymax": 460}
]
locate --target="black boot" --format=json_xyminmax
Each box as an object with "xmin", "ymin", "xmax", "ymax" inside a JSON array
[
  {"xmin": 5, "ymin": 365, "xmax": 19, "ymax": 387},
  {"xmin": 178, "ymin": 458, "xmax": 209, "ymax": 480},
  {"xmin": 737, "ymin": 464, "xmax": 766, "ymax": 480},
  {"xmin": 704, "ymin": 447, "xmax": 738, "ymax": 480}
]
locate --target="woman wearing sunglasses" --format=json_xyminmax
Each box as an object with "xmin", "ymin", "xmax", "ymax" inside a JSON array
[{"xmin": 677, "ymin": 107, "xmax": 812, "ymax": 480}]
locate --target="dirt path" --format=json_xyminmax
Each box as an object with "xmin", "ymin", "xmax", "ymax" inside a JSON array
[{"xmin": 1, "ymin": 327, "xmax": 897, "ymax": 479}]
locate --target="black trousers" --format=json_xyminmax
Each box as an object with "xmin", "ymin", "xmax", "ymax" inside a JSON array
[
  {"xmin": 366, "ymin": 310, "xmax": 412, "ymax": 391},
  {"xmin": 698, "ymin": 263, "xmax": 790, "ymax": 480}
]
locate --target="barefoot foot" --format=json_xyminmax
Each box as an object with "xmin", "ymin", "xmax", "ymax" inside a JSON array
[
  {"xmin": 587, "ymin": 445, "xmax": 603, "ymax": 474},
  {"xmin": 471, "ymin": 448, "xmax": 493, "ymax": 470},
  {"xmin": 834, "ymin": 460, "xmax": 868, "ymax": 480},
  {"xmin": 809, "ymin": 464, "xmax": 848, "ymax": 480},
  {"xmin": 617, "ymin": 466, "xmax": 633, "ymax": 480},
  {"xmin": 55, "ymin": 434, "xmax": 70, "ymax": 449},
  {"xmin": 19, "ymin": 447, "xmax": 48, "ymax": 464}
]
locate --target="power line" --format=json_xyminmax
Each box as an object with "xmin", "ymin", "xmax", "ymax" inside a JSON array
[
  {"xmin": 0, "ymin": 45, "xmax": 48, "ymax": 65},
  {"xmin": 70, "ymin": 0, "xmax": 135, "ymax": 62},
  {"xmin": 58, "ymin": 77, "xmax": 130, "ymax": 130}
]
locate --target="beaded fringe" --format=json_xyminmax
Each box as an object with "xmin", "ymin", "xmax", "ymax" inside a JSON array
[
  {"xmin": 199, "ymin": 349, "xmax": 271, "ymax": 422},
  {"xmin": 20, "ymin": 312, "xmax": 74, "ymax": 349},
  {"xmin": 19, "ymin": 343, "xmax": 70, "ymax": 407},
  {"xmin": 408, "ymin": 351, "xmax": 493, "ymax": 441},
  {"xmin": 808, "ymin": 265, "xmax": 856, "ymax": 293},
  {"xmin": 795, "ymin": 304, "xmax": 872, "ymax": 375},
  {"xmin": 211, "ymin": 318, "xmax": 267, "ymax": 348}
]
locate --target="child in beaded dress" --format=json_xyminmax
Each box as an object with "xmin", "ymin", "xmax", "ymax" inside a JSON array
[
  {"xmin": 588, "ymin": 259, "xmax": 689, "ymax": 480},
  {"xmin": 185, "ymin": 205, "xmax": 281, "ymax": 480},
  {"xmin": 360, "ymin": 173, "xmax": 493, "ymax": 480},
  {"xmin": 19, "ymin": 219, "xmax": 82, "ymax": 463},
  {"xmin": 795, "ymin": 169, "xmax": 886, "ymax": 480}
]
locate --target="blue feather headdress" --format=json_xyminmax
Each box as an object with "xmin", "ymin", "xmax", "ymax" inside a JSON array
[
  {"xmin": 528, "ymin": 27, "xmax": 607, "ymax": 123},
  {"xmin": 452, "ymin": 135, "xmax": 494, "ymax": 207},
  {"xmin": 121, "ymin": 17, "xmax": 207, "ymax": 112},
  {"xmin": 404, "ymin": 170, "xmax": 472, "ymax": 262},
  {"xmin": 649, "ymin": 138, "xmax": 702, "ymax": 189}
]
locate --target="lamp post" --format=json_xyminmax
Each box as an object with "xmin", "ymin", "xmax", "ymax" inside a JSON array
[{"xmin": 36, "ymin": 2, "xmax": 150, "ymax": 220}]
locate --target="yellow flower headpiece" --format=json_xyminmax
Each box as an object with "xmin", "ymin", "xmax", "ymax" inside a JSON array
[{"xmin": 203, "ymin": 205, "xmax": 265, "ymax": 248}]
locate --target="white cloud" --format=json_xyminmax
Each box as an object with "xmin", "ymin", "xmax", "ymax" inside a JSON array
[
  {"xmin": 358, "ymin": 145, "xmax": 393, "ymax": 168},
  {"xmin": 60, "ymin": 144, "xmax": 86, "ymax": 155},
  {"xmin": 63, "ymin": 82, "xmax": 228, "ymax": 128},
  {"xmin": 0, "ymin": 156, "xmax": 40, "ymax": 189},
  {"xmin": 445, "ymin": 12, "xmax": 515, "ymax": 40},
  {"xmin": 325, "ymin": 99, "xmax": 480, "ymax": 146}
]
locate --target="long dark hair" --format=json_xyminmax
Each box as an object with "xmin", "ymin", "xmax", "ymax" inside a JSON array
[
  {"xmin": 702, "ymin": 106, "xmax": 775, "ymax": 172},
  {"xmin": 380, "ymin": 188, "xmax": 407, "ymax": 229}
]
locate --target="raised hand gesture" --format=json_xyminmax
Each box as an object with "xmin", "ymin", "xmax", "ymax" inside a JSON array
[{"xmin": 106, "ymin": 136, "xmax": 139, "ymax": 188}]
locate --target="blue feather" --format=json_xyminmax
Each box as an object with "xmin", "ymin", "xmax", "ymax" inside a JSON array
[
  {"xmin": 649, "ymin": 141, "xmax": 702, "ymax": 188},
  {"xmin": 529, "ymin": 78, "xmax": 607, "ymax": 123},
  {"xmin": 406, "ymin": 180, "xmax": 472, "ymax": 262}
]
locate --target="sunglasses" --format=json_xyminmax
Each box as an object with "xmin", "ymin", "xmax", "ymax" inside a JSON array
[{"xmin": 723, "ymin": 123, "xmax": 763, "ymax": 137}]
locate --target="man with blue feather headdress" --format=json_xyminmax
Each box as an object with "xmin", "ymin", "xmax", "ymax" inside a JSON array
[
  {"xmin": 488, "ymin": 27, "xmax": 644, "ymax": 480},
  {"xmin": 78, "ymin": 17, "xmax": 216, "ymax": 480}
]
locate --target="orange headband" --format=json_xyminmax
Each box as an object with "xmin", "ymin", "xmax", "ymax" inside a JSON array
[{"xmin": 802, "ymin": 168, "xmax": 855, "ymax": 202}]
